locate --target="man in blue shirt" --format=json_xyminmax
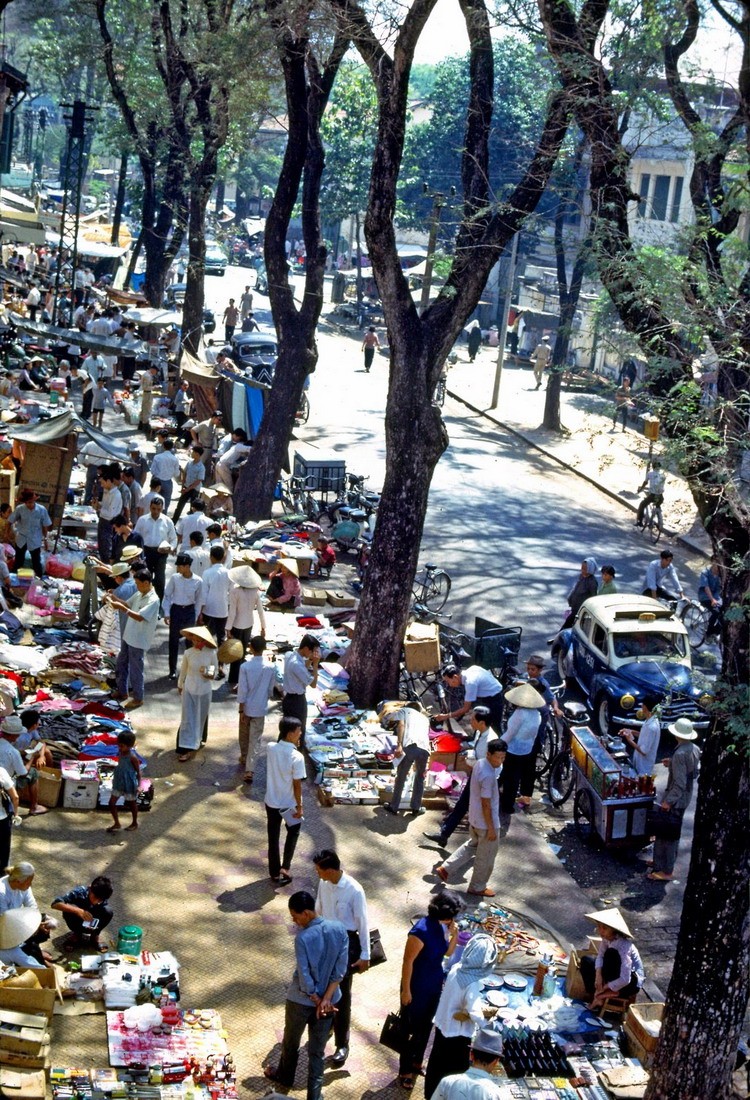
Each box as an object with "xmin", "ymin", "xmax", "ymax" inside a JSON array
[
  {"xmin": 10, "ymin": 490, "xmax": 51, "ymax": 577},
  {"xmin": 643, "ymin": 550, "xmax": 684, "ymax": 601},
  {"xmin": 264, "ymin": 891, "xmax": 348, "ymax": 1100},
  {"xmin": 697, "ymin": 562, "xmax": 722, "ymax": 637}
]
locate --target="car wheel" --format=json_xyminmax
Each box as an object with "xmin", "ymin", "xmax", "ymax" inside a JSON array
[
  {"xmin": 556, "ymin": 645, "xmax": 571, "ymax": 685},
  {"xmin": 595, "ymin": 694, "xmax": 611, "ymax": 737}
]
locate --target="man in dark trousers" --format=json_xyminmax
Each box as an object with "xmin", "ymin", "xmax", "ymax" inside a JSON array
[
  {"xmin": 264, "ymin": 891, "xmax": 348, "ymax": 1100},
  {"xmin": 313, "ymin": 850, "xmax": 370, "ymax": 1067}
]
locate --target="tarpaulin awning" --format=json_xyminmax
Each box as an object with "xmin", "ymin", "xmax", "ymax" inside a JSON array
[
  {"xmin": 180, "ymin": 351, "xmax": 221, "ymax": 391},
  {"xmin": 123, "ymin": 307, "xmax": 182, "ymax": 327},
  {"xmin": 8, "ymin": 313, "xmax": 138, "ymax": 357},
  {"xmin": 44, "ymin": 231, "xmax": 130, "ymax": 259},
  {"xmin": 9, "ymin": 408, "xmax": 132, "ymax": 460}
]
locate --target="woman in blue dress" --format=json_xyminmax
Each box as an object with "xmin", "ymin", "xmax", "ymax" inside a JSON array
[
  {"xmin": 108, "ymin": 730, "xmax": 140, "ymax": 833},
  {"xmin": 397, "ymin": 891, "xmax": 461, "ymax": 1090}
]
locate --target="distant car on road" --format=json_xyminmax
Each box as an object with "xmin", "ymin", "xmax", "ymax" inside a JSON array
[
  {"xmin": 553, "ymin": 594, "xmax": 712, "ymax": 736},
  {"xmin": 230, "ymin": 331, "xmax": 277, "ymax": 384},
  {"xmin": 204, "ymin": 242, "xmax": 227, "ymax": 276}
]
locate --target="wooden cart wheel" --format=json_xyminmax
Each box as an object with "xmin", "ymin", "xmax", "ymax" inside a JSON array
[{"xmin": 573, "ymin": 787, "xmax": 598, "ymax": 845}]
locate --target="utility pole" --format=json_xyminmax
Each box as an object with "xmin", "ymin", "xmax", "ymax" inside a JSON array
[
  {"xmin": 490, "ymin": 232, "xmax": 519, "ymax": 409},
  {"xmin": 420, "ymin": 184, "xmax": 454, "ymax": 315},
  {"xmin": 52, "ymin": 99, "xmax": 98, "ymax": 324}
]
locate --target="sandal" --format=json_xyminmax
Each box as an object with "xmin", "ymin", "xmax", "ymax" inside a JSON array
[
  {"xmin": 177, "ymin": 753, "xmax": 193, "ymax": 763},
  {"xmin": 398, "ymin": 1075, "xmax": 415, "ymax": 1091},
  {"xmin": 243, "ymin": 773, "xmax": 253, "ymax": 784}
]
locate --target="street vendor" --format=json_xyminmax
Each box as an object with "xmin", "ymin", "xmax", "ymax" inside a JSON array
[{"xmin": 579, "ymin": 908, "xmax": 644, "ymax": 1009}]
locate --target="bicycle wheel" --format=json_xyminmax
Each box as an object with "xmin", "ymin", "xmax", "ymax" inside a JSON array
[
  {"xmin": 547, "ymin": 752, "xmax": 575, "ymax": 807},
  {"xmin": 644, "ymin": 502, "xmax": 662, "ymax": 543},
  {"xmin": 423, "ymin": 570, "xmax": 451, "ymax": 613},
  {"xmin": 534, "ymin": 724, "xmax": 557, "ymax": 778},
  {"xmin": 574, "ymin": 787, "xmax": 598, "ymax": 844},
  {"xmin": 681, "ymin": 602, "xmax": 709, "ymax": 648}
]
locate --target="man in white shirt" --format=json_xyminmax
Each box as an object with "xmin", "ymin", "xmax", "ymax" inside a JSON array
[
  {"xmin": 206, "ymin": 523, "xmax": 233, "ymax": 568},
  {"xmin": 107, "ymin": 570, "xmax": 160, "ymax": 709},
  {"xmin": 622, "ymin": 700, "xmax": 661, "ymax": 777},
  {"xmin": 264, "ymin": 716, "xmax": 306, "ymax": 885},
  {"xmin": 176, "ymin": 501, "xmax": 212, "ymax": 550},
  {"xmin": 436, "ymin": 739, "xmax": 507, "ymax": 898},
  {"xmin": 282, "ymin": 634, "xmax": 320, "ymax": 737},
  {"xmin": 149, "ymin": 439, "xmax": 181, "ymax": 512},
  {"xmin": 383, "ymin": 702, "xmax": 431, "ymax": 816},
  {"xmin": 96, "ymin": 466, "xmax": 124, "ymax": 564},
  {"xmin": 187, "ymin": 531, "xmax": 211, "ymax": 577},
  {"xmin": 236, "ymin": 636, "xmax": 276, "ymax": 781},
  {"xmin": 133, "ymin": 496, "xmax": 177, "ymax": 602},
  {"xmin": 436, "ymin": 663, "xmax": 504, "ymax": 734},
  {"xmin": 313, "ymin": 849, "xmax": 370, "ymax": 1066},
  {"xmin": 198, "ymin": 546, "xmax": 231, "ymax": 675},
  {"xmin": 163, "ymin": 553, "xmax": 203, "ymax": 680},
  {"xmin": 643, "ymin": 550, "xmax": 684, "ymax": 601},
  {"xmin": 226, "ymin": 563, "xmax": 266, "ymax": 691}
]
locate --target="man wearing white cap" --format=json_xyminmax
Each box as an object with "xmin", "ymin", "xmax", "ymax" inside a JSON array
[
  {"xmin": 648, "ymin": 718, "xmax": 700, "ymax": 882},
  {"xmin": 431, "ymin": 1026, "xmax": 505, "ymax": 1099}
]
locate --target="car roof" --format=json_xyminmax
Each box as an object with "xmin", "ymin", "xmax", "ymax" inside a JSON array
[
  {"xmin": 579, "ymin": 594, "xmax": 687, "ymax": 634},
  {"xmin": 232, "ymin": 331, "xmax": 277, "ymax": 347}
]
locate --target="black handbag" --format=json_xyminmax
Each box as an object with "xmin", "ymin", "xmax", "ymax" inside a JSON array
[
  {"xmin": 647, "ymin": 806, "xmax": 683, "ymax": 841},
  {"xmin": 266, "ymin": 575, "xmax": 284, "ymax": 600},
  {"xmin": 369, "ymin": 928, "xmax": 387, "ymax": 967},
  {"xmin": 379, "ymin": 1008, "xmax": 407, "ymax": 1053}
]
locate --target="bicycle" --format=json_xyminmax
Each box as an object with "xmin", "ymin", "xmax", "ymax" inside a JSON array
[
  {"xmin": 679, "ymin": 598, "xmax": 711, "ymax": 649},
  {"xmin": 546, "ymin": 700, "xmax": 591, "ymax": 807},
  {"xmin": 412, "ymin": 563, "xmax": 451, "ymax": 614},
  {"xmin": 641, "ymin": 499, "xmax": 663, "ymax": 543}
]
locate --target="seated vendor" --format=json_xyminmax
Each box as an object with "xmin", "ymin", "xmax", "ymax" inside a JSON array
[
  {"xmin": 316, "ymin": 536, "xmax": 336, "ymax": 575},
  {"xmin": 17, "ymin": 710, "xmax": 54, "ymax": 771},
  {"xmin": 0, "ymin": 862, "xmax": 55, "ymax": 966},
  {"xmin": 267, "ymin": 559, "xmax": 302, "ymax": 609},
  {"xmin": 0, "ymin": 906, "xmax": 50, "ymax": 969},
  {"xmin": 579, "ymin": 908, "xmax": 644, "ymax": 1009},
  {"xmin": 0, "ymin": 715, "xmax": 46, "ymax": 816},
  {"xmin": 51, "ymin": 875, "xmax": 114, "ymax": 952}
]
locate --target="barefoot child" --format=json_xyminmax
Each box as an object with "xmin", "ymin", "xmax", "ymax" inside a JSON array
[{"xmin": 108, "ymin": 731, "xmax": 140, "ymax": 831}]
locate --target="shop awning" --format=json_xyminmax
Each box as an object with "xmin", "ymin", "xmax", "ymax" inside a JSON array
[
  {"xmin": 180, "ymin": 351, "xmax": 220, "ymax": 390},
  {"xmin": 123, "ymin": 307, "xmax": 182, "ymax": 327},
  {"xmin": 9, "ymin": 408, "xmax": 132, "ymax": 459}
]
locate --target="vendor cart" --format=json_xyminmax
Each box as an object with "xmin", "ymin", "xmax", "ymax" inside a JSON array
[{"xmin": 570, "ymin": 726, "xmax": 654, "ymax": 848}]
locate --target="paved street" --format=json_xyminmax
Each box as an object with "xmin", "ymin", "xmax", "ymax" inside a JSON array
[{"xmin": 21, "ymin": 264, "xmax": 709, "ymax": 1092}]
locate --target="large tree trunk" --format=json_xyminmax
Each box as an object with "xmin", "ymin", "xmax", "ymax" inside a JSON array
[
  {"xmin": 233, "ymin": 16, "xmax": 348, "ymax": 522},
  {"xmin": 182, "ymin": 180, "xmax": 210, "ymax": 356},
  {"xmin": 348, "ymin": 342, "xmax": 448, "ymax": 703}
]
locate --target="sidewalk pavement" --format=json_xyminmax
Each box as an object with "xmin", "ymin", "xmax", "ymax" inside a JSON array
[{"xmin": 446, "ymin": 350, "xmax": 711, "ymax": 558}]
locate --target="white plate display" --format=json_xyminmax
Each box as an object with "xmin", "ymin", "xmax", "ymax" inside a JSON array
[
  {"xmin": 584, "ymin": 1015, "xmax": 606, "ymax": 1027},
  {"xmin": 486, "ymin": 991, "xmax": 510, "ymax": 1007},
  {"xmin": 502, "ymin": 973, "xmax": 528, "ymax": 991},
  {"xmin": 482, "ymin": 976, "xmax": 505, "ymax": 989}
]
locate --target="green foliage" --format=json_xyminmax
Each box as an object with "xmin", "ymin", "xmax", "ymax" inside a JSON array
[
  {"xmin": 320, "ymin": 62, "xmax": 379, "ymax": 224},
  {"xmin": 398, "ymin": 37, "xmax": 551, "ymax": 231}
]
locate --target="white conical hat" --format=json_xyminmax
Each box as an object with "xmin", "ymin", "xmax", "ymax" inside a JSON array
[
  {"xmin": 0, "ymin": 908, "xmax": 42, "ymax": 949},
  {"xmin": 585, "ymin": 908, "xmax": 633, "ymax": 939}
]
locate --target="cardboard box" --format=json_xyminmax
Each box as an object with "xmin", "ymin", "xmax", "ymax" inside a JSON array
[
  {"xmin": 18, "ymin": 768, "xmax": 61, "ymax": 810},
  {"xmin": 0, "ymin": 468, "xmax": 16, "ymax": 510},
  {"xmin": 0, "ymin": 970, "xmax": 57, "ymax": 1022},
  {"xmin": 404, "ymin": 637, "xmax": 441, "ymax": 672},
  {"xmin": 62, "ymin": 779, "xmax": 99, "ymax": 811},
  {"xmin": 0, "ymin": 1039, "xmax": 50, "ymax": 1070},
  {"xmin": 625, "ymin": 1002, "xmax": 663, "ymax": 1052},
  {"xmin": 301, "ymin": 588, "xmax": 328, "ymax": 606},
  {"xmin": 0, "ymin": 1009, "xmax": 49, "ymax": 1055},
  {"xmin": 624, "ymin": 1019, "xmax": 657, "ymax": 1068},
  {"xmin": 0, "ymin": 1067, "xmax": 46, "ymax": 1099},
  {"xmin": 327, "ymin": 590, "xmax": 356, "ymax": 608}
]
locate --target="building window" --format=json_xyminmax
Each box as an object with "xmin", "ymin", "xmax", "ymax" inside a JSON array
[
  {"xmin": 652, "ymin": 175, "xmax": 670, "ymax": 220},
  {"xmin": 638, "ymin": 174, "xmax": 650, "ymax": 219},
  {"xmin": 670, "ymin": 176, "xmax": 684, "ymax": 222}
]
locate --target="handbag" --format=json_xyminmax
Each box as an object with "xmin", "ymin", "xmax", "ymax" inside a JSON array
[
  {"xmin": 647, "ymin": 805, "xmax": 682, "ymax": 841},
  {"xmin": 266, "ymin": 575, "xmax": 284, "ymax": 600},
  {"xmin": 379, "ymin": 1008, "xmax": 407, "ymax": 1054},
  {"xmin": 369, "ymin": 928, "xmax": 387, "ymax": 967}
]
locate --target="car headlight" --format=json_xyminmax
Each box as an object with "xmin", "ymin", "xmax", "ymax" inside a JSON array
[
  {"xmin": 699, "ymin": 693, "xmax": 713, "ymax": 709},
  {"xmin": 620, "ymin": 693, "xmax": 636, "ymax": 710}
]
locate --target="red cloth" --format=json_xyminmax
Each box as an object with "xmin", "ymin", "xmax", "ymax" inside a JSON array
[{"xmin": 432, "ymin": 733, "xmax": 462, "ymax": 753}]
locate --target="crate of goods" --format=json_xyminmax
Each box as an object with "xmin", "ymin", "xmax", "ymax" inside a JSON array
[
  {"xmin": 0, "ymin": 1010, "xmax": 49, "ymax": 1056},
  {"xmin": 61, "ymin": 761, "xmax": 100, "ymax": 810},
  {"xmin": 625, "ymin": 1002, "xmax": 664, "ymax": 1053},
  {"xmin": 0, "ymin": 970, "xmax": 57, "ymax": 1022},
  {"xmin": 31, "ymin": 768, "xmax": 61, "ymax": 810},
  {"xmin": 404, "ymin": 623, "xmax": 440, "ymax": 672},
  {"xmin": 293, "ymin": 450, "xmax": 346, "ymax": 495},
  {"xmin": 302, "ymin": 588, "xmax": 328, "ymax": 607},
  {"xmin": 327, "ymin": 590, "xmax": 356, "ymax": 608},
  {"xmin": 0, "ymin": 1067, "xmax": 47, "ymax": 1097}
]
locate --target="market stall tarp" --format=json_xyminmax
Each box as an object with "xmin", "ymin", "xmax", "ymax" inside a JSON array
[
  {"xmin": 9, "ymin": 409, "xmax": 132, "ymax": 461},
  {"xmin": 179, "ymin": 352, "xmax": 268, "ymax": 438},
  {"xmin": 8, "ymin": 312, "xmax": 134, "ymax": 357},
  {"xmin": 123, "ymin": 308, "xmax": 182, "ymax": 327}
]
